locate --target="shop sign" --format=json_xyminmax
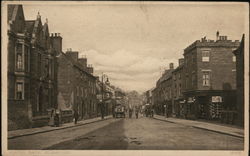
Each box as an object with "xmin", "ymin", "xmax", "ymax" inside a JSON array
[
  {"xmin": 179, "ymin": 100, "xmax": 185, "ymax": 104},
  {"xmin": 212, "ymin": 96, "xmax": 222, "ymax": 102},
  {"xmin": 187, "ymin": 97, "xmax": 194, "ymax": 103}
]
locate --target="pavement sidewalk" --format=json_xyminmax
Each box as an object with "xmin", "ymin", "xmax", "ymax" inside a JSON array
[
  {"xmin": 153, "ymin": 115, "xmax": 244, "ymax": 138},
  {"xmin": 8, "ymin": 115, "xmax": 112, "ymax": 139}
]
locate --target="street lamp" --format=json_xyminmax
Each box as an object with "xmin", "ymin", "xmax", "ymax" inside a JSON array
[{"xmin": 101, "ymin": 73, "xmax": 109, "ymax": 119}]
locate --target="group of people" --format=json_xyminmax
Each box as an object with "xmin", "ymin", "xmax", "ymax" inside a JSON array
[{"xmin": 127, "ymin": 107, "xmax": 140, "ymax": 119}]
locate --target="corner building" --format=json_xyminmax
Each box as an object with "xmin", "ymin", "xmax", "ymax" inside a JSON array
[
  {"xmin": 182, "ymin": 32, "xmax": 240, "ymax": 121},
  {"xmin": 8, "ymin": 5, "xmax": 58, "ymax": 130}
]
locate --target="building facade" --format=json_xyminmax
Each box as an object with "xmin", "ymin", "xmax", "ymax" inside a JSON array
[
  {"xmin": 172, "ymin": 59, "xmax": 185, "ymax": 118},
  {"xmin": 8, "ymin": 5, "xmax": 58, "ymax": 130},
  {"xmin": 182, "ymin": 32, "xmax": 240, "ymax": 120},
  {"xmin": 152, "ymin": 63, "xmax": 174, "ymax": 116},
  {"xmin": 233, "ymin": 34, "xmax": 245, "ymax": 127},
  {"xmin": 56, "ymin": 49, "xmax": 98, "ymax": 123}
]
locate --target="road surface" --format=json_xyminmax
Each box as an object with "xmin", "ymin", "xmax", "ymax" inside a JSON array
[{"xmin": 9, "ymin": 116, "xmax": 244, "ymax": 150}]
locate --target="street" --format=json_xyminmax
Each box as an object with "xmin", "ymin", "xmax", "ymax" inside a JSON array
[{"xmin": 9, "ymin": 115, "xmax": 243, "ymax": 150}]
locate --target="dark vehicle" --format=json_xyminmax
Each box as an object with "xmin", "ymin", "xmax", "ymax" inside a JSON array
[{"xmin": 114, "ymin": 104, "xmax": 126, "ymax": 118}]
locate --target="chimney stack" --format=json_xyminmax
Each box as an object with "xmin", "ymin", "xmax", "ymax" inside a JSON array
[
  {"xmin": 169, "ymin": 63, "xmax": 174, "ymax": 70},
  {"xmin": 50, "ymin": 32, "xmax": 62, "ymax": 56},
  {"xmin": 216, "ymin": 31, "xmax": 219, "ymax": 41},
  {"xmin": 178, "ymin": 58, "xmax": 184, "ymax": 66}
]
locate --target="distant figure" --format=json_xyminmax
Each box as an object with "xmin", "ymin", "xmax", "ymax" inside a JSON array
[
  {"xmin": 151, "ymin": 109, "xmax": 154, "ymax": 118},
  {"xmin": 74, "ymin": 110, "xmax": 79, "ymax": 124},
  {"xmin": 129, "ymin": 108, "xmax": 133, "ymax": 118},
  {"xmin": 54, "ymin": 112, "xmax": 60, "ymax": 127},
  {"xmin": 135, "ymin": 108, "xmax": 139, "ymax": 119}
]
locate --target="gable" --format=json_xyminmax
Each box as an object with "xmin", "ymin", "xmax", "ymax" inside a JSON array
[{"xmin": 8, "ymin": 5, "xmax": 25, "ymax": 33}]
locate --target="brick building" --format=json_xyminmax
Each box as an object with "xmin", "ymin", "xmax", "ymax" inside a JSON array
[
  {"xmin": 182, "ymin": 32, "xmax": 240, "ymax": 120},
  {"xmin": 152, "ymin": 63, "xmax": 174, "ymax": 116},
  {"xmin": 172, "ymin": 59, "xmax": 185, "ymax": 118},
  {"xmin": 233, "ymin": 34, "xmax": 245, "ymax": 127},
  {"xmin": 56, "ymin": 48, "xmax": 98, "ymax": 122},
  {"xmin": 8, "ymin": 5, "xmax": 58, "ymax": 130}
]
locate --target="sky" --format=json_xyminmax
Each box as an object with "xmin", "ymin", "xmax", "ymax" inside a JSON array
[{"xmin": 21, "ymin": 2, "xmax": 247, "ymax": 93}]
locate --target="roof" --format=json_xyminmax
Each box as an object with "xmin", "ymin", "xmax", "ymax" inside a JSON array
[
  {"xmin": 172, "ymin": 64, "xmax": 184, "ymax": 73},
  {"xmin": 25, "ymin": 20, "xmax": 35, "ymax": 34},
  {"xmin": 233, "ymin": 34, "xmax": 244, "ymax": 56},
  {"xmin": 60, "ymin": 52, "xmax": 96, "ymax": 79},
  {"xmin": 8, "ymin": 5, "xmax": 16, "ymax": 21}
]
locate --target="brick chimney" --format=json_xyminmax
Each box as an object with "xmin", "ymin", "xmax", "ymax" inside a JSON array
[
  {"xmin": 66, "ymin": 49, "xmax": 79, "ymax": 62},
  {"xmin": 50, "ymin": 33, "xmax": 62, "ymax": 56},
  {"xmin": 178, "ymin": 58, "xmax": 184, "ymax": 66},
  {"xmin": 169, "ymin": 63, "xmax": 174, "ymax": 70},
  {"xmin": 78, "ymin": 57, "xmax": 87, "ymax": 69},
  {"xmin": 87, "ymin": 65, "xmax": 94, "ymax": 74},
  {"xmin": 216, "ymin": 31, "xmax": 219, "ymax": 41}
]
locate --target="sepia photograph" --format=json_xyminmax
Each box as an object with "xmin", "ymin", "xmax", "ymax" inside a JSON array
[{"xmin": 1, "ymin": 1, "xmax": 249, "ymax": 156}]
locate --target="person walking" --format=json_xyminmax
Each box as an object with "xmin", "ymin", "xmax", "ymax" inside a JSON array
[
  {"xmin": 129, "ymin": 108, "xmax": 133, "ymax": 118},
  {"xmin": 135, "ymin": 108, "xmax": 139, "ymax": 119},
  {"xmin": 74, "ymin": 110, "xmax": 79, "ymax": 124}
]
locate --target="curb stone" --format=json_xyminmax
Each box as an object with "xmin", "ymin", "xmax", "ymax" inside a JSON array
[
  {"xmin": 8, "ymin": 117, "xmax": 112, "ymax": 139},
  {"xmin": 153, "ymin": 116, "xmax": 244, "ymax": 139}
]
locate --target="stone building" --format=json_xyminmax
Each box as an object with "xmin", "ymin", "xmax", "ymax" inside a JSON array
[
  {"xmin": 8, "ymin": 5, "xmax": 58, "ymax": 130},
  {"xmin": 182, "ymin": 32, "xmax": 240, "ymax": 120},
  {"xmin": 56, "ymin": 48, "xmax": 98, "ymax": 122},
  {"xmin": 233, "ymin": 34, "xmax": 245, "ymax": 127}
]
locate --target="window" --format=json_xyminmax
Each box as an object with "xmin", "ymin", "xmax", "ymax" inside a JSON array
[
  {"xmin": 24, "ymin": 45, "xmax": 29, "ymax": 72},
  {"xmin": 45, "ymin": 58, "xmax": 49, "ymax": 78},
  {"xmin": 192, "ymin": 73, "xmax": 196, "ymax": 87},
  {"xmin": 179, "ymin": 84, "xmax": 181, "ymax": 95},
  {"xmin": 232, "ymin": 56, "xmax": 236, "ymax": 62},
  {"xmin": 49, "ymin": 59, "xmax": 52, "ymax": 79},
  {"xmin": 179, "ymin": 73, "xmax": 181, "ymax": 79},
  {"xmin": 38, "ymin": 53, "xmax": 42, "ymax": 75},
  {"xmin": 192, "ymin": 53, "xmax": 195, "ymax": 63},
  {"xmin": 81, "ymin": 87, "xmax": 84, "ymax": 97},
  {"xmin": 202, "ymin": 51, "xmax": 210, "ymax": 62},
  {"xmin": 76, "ymin": 86, "xmax": 79, "ymax": 96},
  {"xmin": 16, "ymin": 43, "xmax": 23, "ymax": 70},
  {"xmin": 16, "ymin": 82, "xmax": 24, "ymax": 100},
  {"xmin": 185, "ymin": 75, "xmax": 189, "ymax": 89},
  {"xmin": 203, "ymin": 72, "xmax": 210, "ymax": 86},
  {"xmin": 173, "ymin": 74, "xmax": 176, "ymax": 80},
  {"xmin": 175, "ymin": 84, "xmax": 177, "ymax": 97}
]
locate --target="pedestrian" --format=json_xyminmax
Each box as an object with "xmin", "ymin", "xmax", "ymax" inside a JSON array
[
  {"xmin": 74, "ymin": 110, "xmax": 79, "ymax": 124},
  {"xmin": 135, "ymin": 108, "xmax": 139, "ymax": 119},
  {"xmin": 151, "ymin": 109, "xmax": 154, "ymax": 118},
  {"xmin": 54, "ymin": 111, "xmax": 60, "ymax": 127},
  {"xmin": 129, "ymin": 108, "xmax": 132, "ymax": 118}
]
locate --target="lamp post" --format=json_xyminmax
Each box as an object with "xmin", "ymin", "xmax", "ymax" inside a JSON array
[{"xmin": 101, "ymin": 73, "xmax": 108, "ymax": 119}]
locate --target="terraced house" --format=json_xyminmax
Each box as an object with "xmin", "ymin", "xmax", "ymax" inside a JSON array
[
  {"xmin": 8, "ymin": 5, "xmax": 58, "ymax": 130},
  {"xmin": 56, "ymin": 48, "xmax": 98, "ymax": 122}
]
